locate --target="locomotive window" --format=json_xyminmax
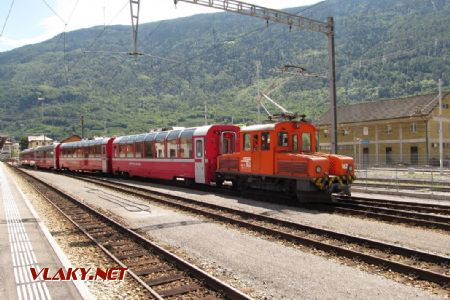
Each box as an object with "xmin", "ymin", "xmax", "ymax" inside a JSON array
[
  {"xmin": 261, "ymin": 132, "xmax": 270, "ymax": 151},
  {"xmin": 293, "ymin": 134, "xmax": 298, "ymax": 152},
  {"xmin": 144, "ymin": 141, "xmax": 154, "ymax": 158},
  {"xmin": 135, "ymin": 142, "xmax": 143, "ymax": 158},
  {"xmin": 277, "ymin": 132, "xmax": 289, "ymax": 147},
  {"xmin": 302, "ymin": 133, "xmax": 311, "ymax": 152},
  {"xmin": 196, "ymin": 140, "xmax": 203, "ymax": 158},
  {"xmin": 243, "ymin": 133, "xmax": 251, "ymax": 151},
  {"xmin": 252, "ymin": 134, "xmax": 259, "ymax": 151}
]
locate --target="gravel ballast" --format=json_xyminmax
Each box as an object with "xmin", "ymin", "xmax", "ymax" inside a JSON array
[{"xmin": 22, "ymin": 170, "xmax": 448, "ymax": 299}]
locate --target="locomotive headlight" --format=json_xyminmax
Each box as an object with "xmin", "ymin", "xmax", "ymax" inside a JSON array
[
  {"xmin": 315, "ymin": 166, "xmax": 322, "ymax": 173},
  {"xmin": 348, "ymin": 165, "xmax": 353, "ymax": 171},
  {"xmin": 342, "ymin": 163, "xmax": 349, "ymax": 170}
]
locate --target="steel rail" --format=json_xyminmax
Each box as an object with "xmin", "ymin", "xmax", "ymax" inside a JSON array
[
  {"xmin": 12, "ymin": 166, "xmax": 250, "ymax": 300},
  {"xmin": 63, "ymin": 174, "xmax": 450, "ymax": 288},
  {"xmin": 337, "ymin": 195, "xmax": 450, "ymax": 213}
]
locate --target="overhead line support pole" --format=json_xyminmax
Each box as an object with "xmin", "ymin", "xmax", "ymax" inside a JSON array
[
  {"xmin": 130, "ymin": 0, "xmax": 140, "ymax": 54},
  {"xmin": 173, "ymin": 0, "xmax": 338, "ymax": 153},
  {"xmin": 327, "ymin": 17, "xmax": 337, "ymax": 154}
]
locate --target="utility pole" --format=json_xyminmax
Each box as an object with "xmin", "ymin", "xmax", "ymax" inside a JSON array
[
  {"xmin": 204, "ymin": 101, "xmax": 208, "ymax": 125},
  {"xmin": 256, "ymin": 60, "xmax": 261, "ymax": 123},
  {"xmin": 438, "ymin": 78, "xmax": 443, "ymax": 175},
  {"xmin": 81, "ymin": 115, "xmax": 85, "ymax": 139},
  {"xmin": 173, "ymin": 0, "xmax": 338, "ymax": 153}
]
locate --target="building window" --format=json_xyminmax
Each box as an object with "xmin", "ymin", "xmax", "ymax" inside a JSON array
[
  {"xmin": 442, "ymin": 103, "xmax": 449, "ymax": 109},
  {"xmin": 410, "ymin": 123, "xmax": 417, "ymax": 133},
  {"xmin": 385, "ymin": 125, "xmax": 392, "ymax": 135},
  {"xmin": 342, "ymin": 129, "xmax": 350, "ymax": 136},
  {"xmin": 363, "ymin": 127, "xmax": 369, "ymax": 136},
  {"xmin": 323, "ymin": 129, "xmax": 329, "ymax": 137}
]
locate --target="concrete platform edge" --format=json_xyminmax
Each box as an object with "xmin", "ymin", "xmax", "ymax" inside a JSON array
[{"xmin": 11, "ymin": 174, "xmax": 95, "ymax": 300}]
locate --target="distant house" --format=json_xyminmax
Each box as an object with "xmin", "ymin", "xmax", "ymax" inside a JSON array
[
  {"xmin": 60, "ymin": 135, "xmax": 81, "ymax": 144},
  {"xmin": 316, "ymin": 92, "xmax": 450, "ymax": 166},
  {"xmin": 28, "ymin": 135, "xmax": 53, "ymax": 148},
  {"xmin": 1, "ymin": 140, "xmax": 12, "ymax": 159}
]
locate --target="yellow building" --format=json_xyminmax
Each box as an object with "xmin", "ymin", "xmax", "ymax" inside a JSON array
[
  {"xmin": 316, "ymin": 92, "xmax": 450, "ymax": 167},
  {"xmin": 28, "ymin": 135, "xmax": 53, "ymax": 148}
]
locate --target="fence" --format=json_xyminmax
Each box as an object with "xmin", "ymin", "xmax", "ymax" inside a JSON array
[{"xmin": 354, "ymin": 154, "xmax": 450, "ymax": 187}]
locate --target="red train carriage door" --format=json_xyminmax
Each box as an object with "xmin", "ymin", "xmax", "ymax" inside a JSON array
[
  {"xmin": 194, "ymin": 137, "xmax": 205, "ymax": 183},
  {"xmin": 101, "ymin": 145, "xmax": 107, "ymax": 173}
]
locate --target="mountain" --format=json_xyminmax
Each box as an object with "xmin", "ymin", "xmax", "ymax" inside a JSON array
[{"xmin": 0, "ymin": 0, "xmax": 449, "ymax": 140}]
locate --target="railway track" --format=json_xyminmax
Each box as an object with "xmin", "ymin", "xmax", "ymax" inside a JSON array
[
  {"xmin": 48, "ymin": 172, "xmax": 450, "ymax": 290},
  {"xmin": 12, "ymin": 167, "xmax": 250, "ymax": 300},
  {"xmin": 325, "ymin": 195, "xmax": 450, "ymax": 232}
]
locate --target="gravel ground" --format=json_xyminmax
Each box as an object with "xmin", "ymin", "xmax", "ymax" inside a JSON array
[
  {"xmin": 23, "ymin": 170, "xmax": 448, "ymax": 299},
  {"xmin": 100, "ymin": 176, "xmax": 450, "ymax": 258},
  {"xmin": 6, "ymin": 168, "xmax": 151, "ymax": 300}
]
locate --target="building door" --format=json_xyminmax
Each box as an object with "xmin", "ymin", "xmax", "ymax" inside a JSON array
[
  {"xmin": 385, "ymin": 147, "xmax": 393, "ymax": 165},
  {"xmin": 194, "ymin": 138, "xmax": 205, "ymax": 183},
  {"xmin": 363, "ymin": 147, "xmax": 369, "ymax": 167},
  {"xmin": 101, "ymin": 145, "xmax": 107, "ymax": 173},
  {"xmin": 410, "ymin": 146, "xmax": 418, "ymax": 165}
]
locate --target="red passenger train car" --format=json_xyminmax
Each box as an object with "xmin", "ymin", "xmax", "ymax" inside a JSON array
[
  {"xmin": 111, "ymin": 125, "xmax": 240, "ymax": 184},
  {"xmin": 19, "ymin": 148, "xmax": 36, "ymax": 167},
  {"xmin": 34, "ymin": 144, "xmax": 60, "ymax": 169},
  {"xmin": 59, "ymin": 138, "xmax": 115, "ymax": 173}
]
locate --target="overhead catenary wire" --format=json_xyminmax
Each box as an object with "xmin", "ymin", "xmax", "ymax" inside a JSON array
[
  {"xmin": 166, "ymin": 1, "xmax": 329, "ymax": 72},
  {"xmin": 0, "ymin": 0, "xmax": 15, "ymax": 37}
]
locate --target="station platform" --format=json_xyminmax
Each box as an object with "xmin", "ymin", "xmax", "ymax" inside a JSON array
[{"xmin": 0, "ymin": 164, "xmax": 90, "ymax": 300}]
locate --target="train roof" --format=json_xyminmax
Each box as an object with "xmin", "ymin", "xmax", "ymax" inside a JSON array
[
  {"xmin": 241, "ymin": 124, "xmax": 276, "ymax": 132},
  {"xmin": 113, "ymin": 125, "xmax": 238, "ymax": 144},
  {"xmin": 60, "ymin": 138, "xmax": 110, "ymax": 149}
]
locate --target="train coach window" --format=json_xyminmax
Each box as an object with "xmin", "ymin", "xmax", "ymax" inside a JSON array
[
  {"xmin": 95, "ymin": 145, "xmax": 101, "ymax": 158},
  {"xmin": 261, "ymin": 132, "xmax": 270, "ymax": 151},
  {"xmin": 293, "ymin": 134, "xmax": 298, "ymax": 152},
  {"xmin": 278, "ymin": 132, "xmax": 289, "ymax": 147},
  {"xmin": 155, "ymin": 132, "xmax": 168, "ymax": 158},
  {"xmin": 135, "ymin": 142, "xmax": 143, "ymax": 158},
  {"xmin": 126, "ymin": 143, "xmax": 134, "ymax": 158},
  {"xmin": 167, "ymin": 130, "xmax": 181, "ymax": 159},
  {"xmin": 302, "ymin": 133, "xmax": 311, "ymax": 152},
  {"xmin": 144, "ymin": 141, "xmax": 154, "ymax": 158},
  {"xmin": 119, "ymin": 145, "xmax": 127, "ymax": 158},
  {"xmin": 179, "ymin": 129, "xmax": 195, "ymax": 158},
  {"xmin": 196, "ymin": 140, "xmax": 203, "ymax": 158},
  {"xmin": 243, "ymin": 133, "xmax": 251, "ymax": 151}
]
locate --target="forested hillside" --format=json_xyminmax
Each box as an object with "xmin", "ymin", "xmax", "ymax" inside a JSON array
[{"xmin": 0, "ymin": 0, "xmax": 449, "ymax": 140}]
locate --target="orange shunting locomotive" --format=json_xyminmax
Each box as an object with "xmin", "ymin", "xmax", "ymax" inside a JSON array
[{"xmin": 216, "ymin": 120, "xmax": 355, "ymax": 202}]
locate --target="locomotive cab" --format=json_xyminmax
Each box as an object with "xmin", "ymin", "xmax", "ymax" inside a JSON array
[{"xmin": 217, "ymin": 120, "xmax": 355, "ymax": 202}]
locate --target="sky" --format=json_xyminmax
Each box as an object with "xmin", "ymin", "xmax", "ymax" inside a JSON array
[{"xmin": 0, "ymin": 0, "xmax": 322, "ymax": 52}]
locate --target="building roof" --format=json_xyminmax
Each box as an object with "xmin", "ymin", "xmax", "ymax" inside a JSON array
[
  {"xmin": 28, "ymin": 135, "xmax": 53, "ymax": 142},
  {"xmin": 317, "ymin": 92, "xmax": 449, "ymax": 126}
]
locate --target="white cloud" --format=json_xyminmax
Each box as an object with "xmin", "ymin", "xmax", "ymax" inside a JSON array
[{"xmin": 0, "ymin": 0, "xmax": 321, "ymax": 52}]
